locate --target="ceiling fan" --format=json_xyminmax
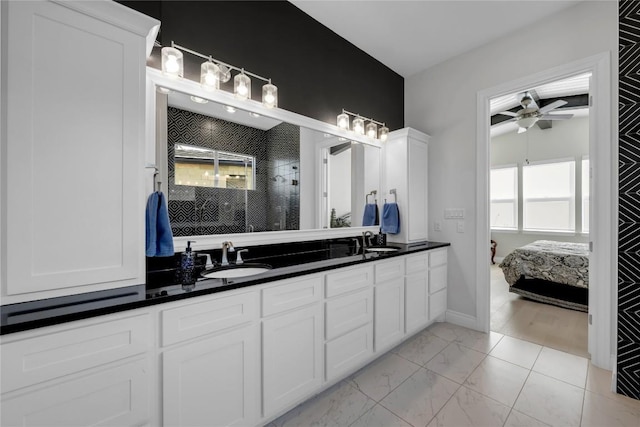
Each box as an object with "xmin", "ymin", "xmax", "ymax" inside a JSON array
[{"xmin": 498, "ymin": 91, "xmax": 574, "ymax": 133}]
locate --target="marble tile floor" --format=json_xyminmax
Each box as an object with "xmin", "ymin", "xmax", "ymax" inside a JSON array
[
  {"xmin": 490, "ymin": 264, "xmax": 589, "ymax": 358},
  {"xmin": 268, "ymin": 322, "xmax": 640, "ymax": 427}
]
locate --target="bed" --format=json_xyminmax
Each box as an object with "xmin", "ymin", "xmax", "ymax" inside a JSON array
[{"xmin": 499, "ymin": 240, "xmax": 589, "ymax": 312}]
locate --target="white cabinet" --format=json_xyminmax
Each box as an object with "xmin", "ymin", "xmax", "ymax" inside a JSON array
[
  {"xmin": 374, "ymin": 257, "xmax": 406, "ymax": 352},
  {"xmin": 429, "ymin": 249, "xmax": 448, "ymax": 321},
  {"xmin": 404, "ymin": 252, "xmax": 430, "ymax": 333},
  {"xmin": 1, "ymin": 310, "xmax": 153, "ymax": 427},
  {"xmin": 384, "ymin": 128, "xmax": 430, "ymax": 244},
  {"xmin": 163, "ymin": 324, "xmax": 260, "ymax": 427},
  {"xmin": 262, "ymin": 303, "xmax": 324, "ymax": 418},
  {"xmin": 1, "ymin": 0, "xmax": 159, "ymax": 303}
]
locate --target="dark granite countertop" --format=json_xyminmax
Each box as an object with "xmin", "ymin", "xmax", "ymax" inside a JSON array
[{"xmin": 0, "ymin": 240, "xmax": 449, "ymax": 335}]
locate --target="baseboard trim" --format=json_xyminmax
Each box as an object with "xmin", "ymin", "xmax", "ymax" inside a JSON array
[{"xmin": 445, "ymin": 310, "xmax": 478, "ymax": 331}]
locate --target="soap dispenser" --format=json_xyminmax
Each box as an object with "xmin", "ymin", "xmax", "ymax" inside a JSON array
[{"xmin": 180, "ymin": 240, "xmax": 196, "ymax": 290}]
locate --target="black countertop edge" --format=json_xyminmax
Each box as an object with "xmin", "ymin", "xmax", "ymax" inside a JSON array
[{"xmin": 0, "ymin": 241, "xmax": 450, "ymax": 335}]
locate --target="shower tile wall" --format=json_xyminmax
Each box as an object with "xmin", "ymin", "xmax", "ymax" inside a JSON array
[
  {"xmin": 618, "ymin": 0, "xmax": 640, "ymax": 400},
  {"xmin": 266, "ymin": 122, "xmax": 300, "ymax": 231},
  {"xmin": 167, "ymin": 107, "xmax": 300, "ymax": 236}
]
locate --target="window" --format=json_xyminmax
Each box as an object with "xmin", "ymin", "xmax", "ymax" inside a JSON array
[
  {"xmin": 523, "ymin": 160, "xmax": 575, "ymax": 232},
  {"xmin": 490, "ymin": 166, "xmax": 518, "ymax": 230},
  {"xmin": 582, "ymin": 157, "xmax": 589, "ymax": 233}
]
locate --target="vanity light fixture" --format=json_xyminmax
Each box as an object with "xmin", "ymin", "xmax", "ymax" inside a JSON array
[
  {"xmin": 366, "ymin": 122, "xmax": 377, "ymax": 139},
  {"xmin": 337, "ymin": 112, "xmax": 350, "ymax": 130},
  {"xmin": 161, "ymin": 46, "xmax": 183, "ymax": 78},
  {"xmin": 352, "ymin": 117, "xmax": 365, "ymax": 135},
  {"xmin": 159, "ymin": 41, "xmax": 277, "ymax": 105},
  {"xmin": 201, "ymin": 59, "xmax": 221, "ymax": 90},
  {"xmin": 262, "ymin": 80, "xmax": 278, "ymax": 108},
  {"xmin": 234, "ymin": 69, "xmax": 251, "ymax": 100},
  {"xmin": 379, "ymin": 125, "xmax": 389, "ymax": 142},
  {"xmin": 337, "ymin": 109, "xmax": 388, "ymax": 140}
]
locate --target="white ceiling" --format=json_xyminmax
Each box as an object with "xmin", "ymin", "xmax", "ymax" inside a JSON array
[{"xmin": 290, "ymin": 0, "xmax": 584, "ymax": 77}]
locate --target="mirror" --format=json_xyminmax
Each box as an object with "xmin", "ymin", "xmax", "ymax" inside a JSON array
[{"xmin": 153, "ymin": 82, "xmax": 381, "ymax": 239}]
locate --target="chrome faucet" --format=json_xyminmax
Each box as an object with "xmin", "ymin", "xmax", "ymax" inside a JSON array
[
  {"xmin": 362, "ymin": 231, "xmax": 374, "ymax": 248},
  {"xmin": 221, "ymin": 241, "xmax": 235, "ymax": 266}
]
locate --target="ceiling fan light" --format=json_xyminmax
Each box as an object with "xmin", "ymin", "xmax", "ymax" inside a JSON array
[{"xmin": 517, "ymin": 116, "xmax": 538, "ymax": 131}]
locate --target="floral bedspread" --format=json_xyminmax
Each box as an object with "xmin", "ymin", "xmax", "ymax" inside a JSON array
[{"xmin": 499, "ymin": 240, "xmax": 589, "ymax": 289}]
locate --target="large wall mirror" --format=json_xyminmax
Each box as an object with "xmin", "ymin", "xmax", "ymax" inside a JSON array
[{"xmin": 148, "ymin": 68, "xmax": 382, "ymax": 247}]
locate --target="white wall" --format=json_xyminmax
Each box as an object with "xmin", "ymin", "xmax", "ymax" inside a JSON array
[
  {"xmin": 405, "ymin": 1, "xmax": 617, "ymax": 319},
  {"xmin": 491, "ymin": 116, "xmax": 590, "ymax": 258}
]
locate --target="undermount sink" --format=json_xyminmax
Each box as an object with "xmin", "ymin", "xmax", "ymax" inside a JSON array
[
  {"xmin": 365, "ymin": 246, "xmax": 400, "ymax": 253},
  {"xmin": 201, "ymin": 263, "xmax": 272, "ymax": 279}
]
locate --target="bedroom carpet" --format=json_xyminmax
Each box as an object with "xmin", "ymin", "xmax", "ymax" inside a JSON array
[
  {"xmin": 490, "ymin": 264, "xmax": 589, "ymax": 358},
  {"xmin": 269, "ymin": 322, "xmax": 640, "ymax": 427}
]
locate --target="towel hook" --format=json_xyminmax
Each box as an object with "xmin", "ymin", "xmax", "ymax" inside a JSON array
[{"xmin": 146, "ymin": 165, "xmax": 162, "ymax": 192}]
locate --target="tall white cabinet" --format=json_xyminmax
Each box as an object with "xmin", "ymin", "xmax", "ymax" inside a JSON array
[
  {"xmin": 384, "ymin": 128, "xmax": 430, "ymax": 244},
  {"xmin": 0, "ymin": 0, "xmax": 159, "ymax": 303}
]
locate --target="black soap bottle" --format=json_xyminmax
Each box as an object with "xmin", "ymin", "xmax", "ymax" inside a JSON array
[{"xmin": 181, "ymin": 241, "xmax": 196, "ymax": 290}]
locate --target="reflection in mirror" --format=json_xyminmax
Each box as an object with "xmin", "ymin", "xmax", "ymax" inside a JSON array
[
  {"xmin": 156, "ymin": 88, "xmax": 381, "ymax": 237},
  {"xmin": 164, "ymin": 91, "xmax": 300, "ymax": 236}
]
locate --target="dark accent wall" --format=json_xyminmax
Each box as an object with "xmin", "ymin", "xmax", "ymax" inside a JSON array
[
  {"xmin": 618, "ymin": 0, "xmax": 640, "ymax": 401},
  {"xmin": 119, "ymin": 0, "xmax": 404, "ymax": 130}
]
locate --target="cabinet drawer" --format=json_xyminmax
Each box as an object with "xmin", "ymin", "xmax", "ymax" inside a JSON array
[
  {"xmin": 405, "ymin": 252, "xmax": 429, "ymax": 275},
  {"xmin": 326, "ymin": 265, "xmax": 373, "ymax": 298},
  {"xmin": 162, "ymin": 291, "xmax": 258, "ymax": 347},
  {"xmin": 1, "ymin": 313, "xmax": 150, "ymax": 393},
  {"xmin": 429, "ymin": 264, "xmax": 447, "ymax": 294},
  {"xmin": 1, "ymin": 358, "xmax": 149, "ymax": 427},
  {"xmin": 263, "ymin": 276, "xmax": 322, "ymax": 316},
  {"xmin": 375, "ymin": 258, "xmax": 405, "ymax": 284},
  {"xmin": 429, "ymin": 289, "xmax": 447, "ymax": 320},
  {"xmin": 326, "ymin": 323, "xmax": 373, "ymax": 381},
  {"xmin": 429, "ymin": 249, "xmax": 447, "ymax": 268},
  {"xmin": 325, "ymin": 288, "xmax": 373, "ymax": 340}
]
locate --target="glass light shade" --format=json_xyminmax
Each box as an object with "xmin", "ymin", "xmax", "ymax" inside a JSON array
[
  {"xmin": 234, "ymin": 72, "xmax": 251, "ymax": 100},
  {"xmin": 353, "ymin": 117, "xmax": 365, "ymax": 135},
  {"xmin": 366, "ymin": 123, "xmax": 377, "ymax": 139},
  {"xmin": 517, "ymin": 116, "xmax": 538, "ymax": 131},
  {"xmin": 161, "ymin": 47, "xmax": 183, "ymax": 78},
  {"xmin": 337, "ymin": 113, "xmax": 350, "ymax": 130},
  {"xmin": 379, "ymin": 126, "xmax": 389, "ymax": 142},
  {"xmin": 262, "ymin": 83, "xmax": 278, "ymax": 108},
  {"xmin": 200, "ymin": 61, "xmax": 220, "ymax": 90}
]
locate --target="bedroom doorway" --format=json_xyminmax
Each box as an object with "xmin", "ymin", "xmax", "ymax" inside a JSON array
[
  {"xmin": 488, "ymin": 74, "xmax": 591, "ymax": 357},
  {"xmin": 476, "ymin": 54, "xmax": 615, "ymax": 370}
]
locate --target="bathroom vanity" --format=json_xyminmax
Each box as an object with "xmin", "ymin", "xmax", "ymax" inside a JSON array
[{"xmin": 0, "ymin": 240, "xmax": 448, "ymax": 426}]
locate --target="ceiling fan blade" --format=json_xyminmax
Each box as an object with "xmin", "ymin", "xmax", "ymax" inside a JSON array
[
  {"xmin": 540, "ymin": 113, "xmax": 574, "ymax": 120},
  {"xmin": 498, "ymin": 111, "xmax": 518, "ymax": 117},
  {"xmin": 539, "ymin": 99, "xmax": 568, "ymax": 114}
]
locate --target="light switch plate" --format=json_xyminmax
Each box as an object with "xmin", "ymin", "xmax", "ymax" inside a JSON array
[
  {"xmin": 456, "ymin": 221, "xmax": 465, "ymax": 233},
  {"xmin": 434, "ymin": 221, "xmax": 441, "ymax": 231},
  {"xmin": 445, "ymin": 208, "xmax": 465, "ymax": 219}
]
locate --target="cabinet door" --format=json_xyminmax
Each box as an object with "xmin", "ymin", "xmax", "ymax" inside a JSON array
[
  {"xmin": 263, "ymin": 304, "xmax": 323, "ymax": 418},
  {"xmin": 3, "ymin": 1, "xmax": 149, "ymax": 301},
  {"xmin": 374, "ymin": 278, "xmax": 405, "ymax": 352},
  {"xmin": 163, "ymin": 324, "xmax": 260, "ymax": 427},
  {"xmin": 1, "ymin": 358, "xmax": 149, "ymax": 427},
  {"xmin": 407, "ymin": 139, "xmax": 428, "ymax": 241},
  {"xmin": 405, "ymin": 272, "xmax": 429, "ymax": 333}
]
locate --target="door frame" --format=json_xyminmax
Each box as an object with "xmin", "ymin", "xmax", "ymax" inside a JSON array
[{"xmin": 475, "ymin": 52, "xmax": 616, "ymax": 369}]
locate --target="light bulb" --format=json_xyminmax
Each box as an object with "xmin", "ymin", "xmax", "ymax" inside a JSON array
[
  {"xmin": 366, "ymin": 123, "xmax": 377, "ymax": 139},
  {"xmin": 353, "ymin": 117, "xmax": 365, "ymax": 135},
  {"xmin": 261, "ymin": 82, "xmax": 278, "ymax": 108},
  {"xmin": 234, "ymin": 72, "xmax": 251, "ymax": 100},
  {"xmin": 237, "ymin": 82, "xmax": 248, "ymax": 95},
  {"xmin": 379, "ymin": 126, "xmax": 389, "ymax": 141},
  {"xmin": 337, "ymin": 113, "xmax": 349, "ymax": 130},
  {"xmin": 161, "ymin": 47, "xmax": 183, "ymax": 78}
]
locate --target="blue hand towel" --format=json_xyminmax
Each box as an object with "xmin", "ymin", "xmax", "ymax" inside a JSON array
[
  {"xmin": 362, "ymin": 203, "xmax": 379, "ymax": 226},
  {"xmin": 381, "ymin": 202, "xmax": 400, "ymax": 234},
  {"xmin": 145, "ymin": 191, "xmax": 175, "ymax": 257}
]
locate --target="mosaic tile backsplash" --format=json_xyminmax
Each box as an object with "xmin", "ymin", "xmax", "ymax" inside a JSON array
[{"xmin": 167, "ymin": 107, "xmax": 300, "ymax": 236}]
